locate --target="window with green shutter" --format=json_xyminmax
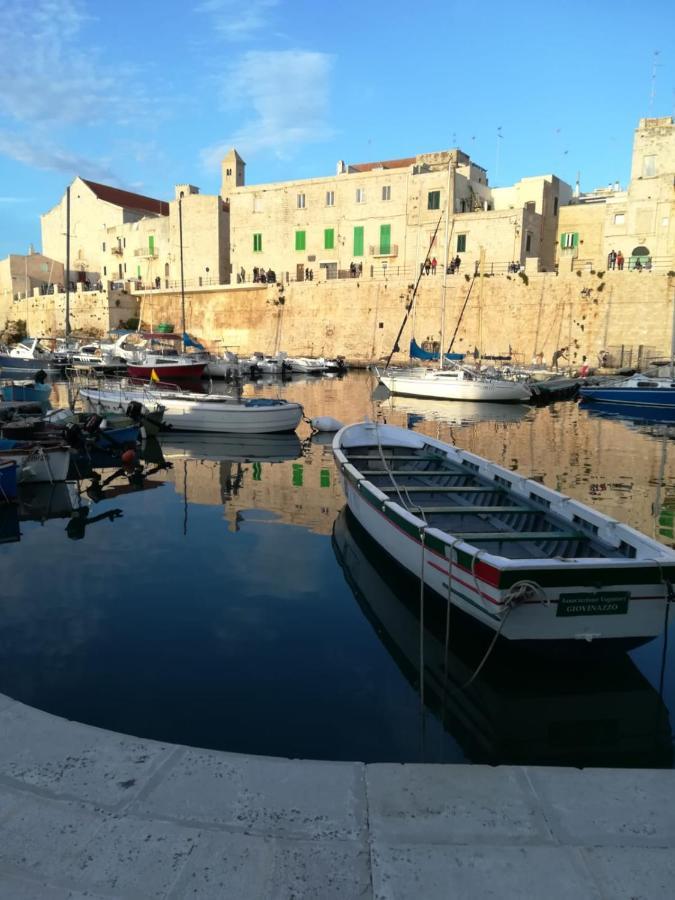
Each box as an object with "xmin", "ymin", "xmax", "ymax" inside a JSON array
[
  {"xmin": 379, "ymin": 224, "xmax": 391, "ymax": 255},
  {"xmin": 137, "ymin": 265, "xmax": 141, "ymax": 278},
  {"xmin": 428, "ymin": 190, "xmax": 440, "ymax": 210},
  {"xmin": 149, "ymin": 235, "xmax": 155, "ymax": 254},
  {"xmin": 560, "ymin": 232, "xmax": 578, "ymax": 249},
  {"xmin": 295, "ymin": 230, "xmax": 306, "ymax": 251},
  {"xmin": 253, "ymin": 233, "xmax": 262, "ymax": 252},
  {"xmin": 324, "ymin": 228, "xmax": 334, "ymax": 250},
  {"xmin": 456, "ymin": 234, "xmax": 467, "ymax": 252},
  {"xmin": 353, "ymin": 226, "xmax": 364, "ymax": 256}
]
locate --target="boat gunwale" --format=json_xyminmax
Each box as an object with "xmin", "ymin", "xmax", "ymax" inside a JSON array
[{"xmin": 332, "ymin": 423, "xmax": 675, "ymax": 583}]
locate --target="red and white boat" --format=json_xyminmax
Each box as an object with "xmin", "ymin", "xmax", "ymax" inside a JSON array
[{"xmin": 112, "ymin": 332, "xmax": 206, "ymax": 380}]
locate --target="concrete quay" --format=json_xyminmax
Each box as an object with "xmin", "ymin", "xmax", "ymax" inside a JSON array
[{"xmin": 0, "ymin": 693, "xmax": 674, "ymax": 899}]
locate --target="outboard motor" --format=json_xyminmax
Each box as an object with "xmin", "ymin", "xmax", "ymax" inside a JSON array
[
  {"xmin": 126, "ymin": 401, "xmax": 143, "ymax": 422},
  {"xmin": 64, "ymin": 422, "xmax": 84, "ymax": 449},
  {"xmin": 34, "ymin": 369, "xmax": 48, "ymax": 384},
  {"xmin": 83, "ymin": 414, "xmax": 103, "ymax": 434}
]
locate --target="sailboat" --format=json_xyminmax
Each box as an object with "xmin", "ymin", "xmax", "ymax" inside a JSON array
[{"xmin": 376, "ymin": 196, "xmax": 530, "ymax": 403}]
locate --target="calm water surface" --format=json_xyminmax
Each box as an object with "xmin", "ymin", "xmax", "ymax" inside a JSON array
[{"xmin": 1, "ymin": 370, "xmax": 674, "ymax": 766}]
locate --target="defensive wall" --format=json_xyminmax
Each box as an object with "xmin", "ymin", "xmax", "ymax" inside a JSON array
[
  {"xmin": 7, "ymin": 286, "xmax": 140, "ymax": 338},
  {"xmin": 134, "ymin": 270, "xmax": 675, "ymax": 370}
]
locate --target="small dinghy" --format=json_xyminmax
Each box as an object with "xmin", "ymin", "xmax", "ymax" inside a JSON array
[
  {"xmin": 0, "ymin": 439, "xmax": 71, "ymax": 483},
  {"xmin": 1, "ymin": 380, "xmax": 52, "ymax": 403},
  {"xmin": 333, "ymin": 421, "xmax": 675, "ymax": 653}
]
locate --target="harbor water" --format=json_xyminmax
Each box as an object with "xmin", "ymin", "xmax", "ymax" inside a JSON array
[{"xmin": 1, "ymin": 370, "xmax": 674, "ymax": 766}]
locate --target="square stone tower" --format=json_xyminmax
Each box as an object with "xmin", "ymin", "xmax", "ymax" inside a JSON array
[{"xmin": 220, "ymin": 149, "xmax": 245, "ymax": 202}]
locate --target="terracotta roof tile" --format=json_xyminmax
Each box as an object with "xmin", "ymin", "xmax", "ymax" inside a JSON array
[{"xmin": 82, "ymin": 179, "xmax": 169, "ymax": 215}]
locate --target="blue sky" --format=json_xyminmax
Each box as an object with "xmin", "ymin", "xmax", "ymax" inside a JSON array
[{"xmin": 0, "ymin": 0, "xmax": 672, "ymax": 258}]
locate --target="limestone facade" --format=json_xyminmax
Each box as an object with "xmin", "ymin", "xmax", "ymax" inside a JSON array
[
  {"xmin": 224, "ymin": 148, "xmax": 570, "ymax": 284},
  {"xmin": 41, "ymin": 178, "xmax": 169, "ymax": 286},
  {"xmin": 7, "ymin": 283, "xmax": 140, "ymax": 338},
  {"xmin": 0, "ymin": 252, "xmax": 64, "ymax": 328},
  {"xmin": 557, "ymin": 117, "xmax": 675, "ymax": 272}
]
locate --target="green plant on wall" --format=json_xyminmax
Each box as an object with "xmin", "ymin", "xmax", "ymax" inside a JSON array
[{"xmin": 518, "ymin": 271, "xmax": 529, "ymax": 286}]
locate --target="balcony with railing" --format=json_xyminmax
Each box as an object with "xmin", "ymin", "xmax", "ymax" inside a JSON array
[
  {"xmin": 111, "ymin": 245, "xmax": 123, "ymax": 256},
  {"xmin": 134, "ymin": 248, "xmax": 159, "ymax": 258},
  {"xmin": 368, "ymin": 243, "xmax": 398, "ymax": 258}
]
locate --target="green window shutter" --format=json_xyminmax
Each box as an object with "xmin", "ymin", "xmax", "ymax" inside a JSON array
[
  {"xmin": 428, "ymin": 191, "xmax": 440, "ymax": 210},
  {"xmin": 324, "ymin": 228, "xmax": 334, "ymax": 250},
  {"xmin": 572, "ymin": 232, "xmax": 579, "ymax": 248},
  {"xmin": 149, "ymin": 235, "xmax": 155, "ymax": 254},
  {"xmin": 379, "ymin": 224, "xmax": 391, "ymax": 255},
  {"xmin": 353, "ymin": 226, "xmax": 364, "ymax": 256},
  {"xmin": 252, "ymin": 462, "xmax": 262, "ymax": 481},
  {"xmin": 292, "ymin": 463, "xmax": 304, "ymax": 487},
  {"xmin": 253, "ymin": 233, "xmax": 262, "ymax": 252},
  {"xmin": 295, "ymin": 230, "xmax": 306, "ymax": 251},
  {"xmin": 320, "ymin": 469, "xmax": 331, "ymax": 488},
  {"xmin": 560, "ymin": 233, "xmax": 566, "ymax": 249},
  {"xmin": 137, "ymin": 265, "xmax": 141, "ymax": 278}
]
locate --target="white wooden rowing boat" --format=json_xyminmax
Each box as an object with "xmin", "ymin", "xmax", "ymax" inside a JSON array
[{"xmin": 333, "ymin": 420, "xmax": 675, "ymax": 651}]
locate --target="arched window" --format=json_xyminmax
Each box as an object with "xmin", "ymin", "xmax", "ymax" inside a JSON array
[{"xmin": 632, "ymin": 245, "xmax": 649, "ymax": 257}]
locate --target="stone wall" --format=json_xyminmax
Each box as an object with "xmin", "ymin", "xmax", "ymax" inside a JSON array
[
  {"xmin": 9, "ymin": 287, "xmax": 140, "ymax": 338},
  {"xmin": 135, "ymin": 270, "xmax": 675, "ymax": 370}
]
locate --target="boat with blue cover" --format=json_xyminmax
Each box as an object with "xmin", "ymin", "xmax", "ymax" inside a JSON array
[
  {"xmin": 579, "ymin": 373, "xmax": 675, "ymax": 409},
  {"xmin": 1, "ymin": 380, "xmax": 52, "ymax": 403}
]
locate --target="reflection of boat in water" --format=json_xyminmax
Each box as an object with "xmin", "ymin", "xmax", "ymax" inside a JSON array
[
  {"xmin": 18, "ymin": 480, "xmax": 81, "ymax": 521},
  {"xmin": 157, "ymin": 431, "xmax": 302, "ymax": 463},
  {"xmin": 381, "ymin": 394, "xmax": 530, "ymax": 426},
  {"xmin": 333, "ymin": 508, "xmax": 673, "ymax": 767},
  {"xmin": 580, "ymin": 399, "xmax": 675, "ymax": 427}
]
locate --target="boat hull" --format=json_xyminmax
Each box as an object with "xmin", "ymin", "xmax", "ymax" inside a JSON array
[
  {"xmin": 579, "ymin": 387, "xmax": 675, "ymax": 408},
  {"xmin": 1, "ymin": 383, "xmax": 52, "ymax": 403},
  {"xmin": 333, "ymin": 422, "xmax": 673, "ymax": 648},
  {"xmin": 379, "ymin": 372, "xmax": 530, "ymax": 402},
  {"xmin": 80, "ymin": 388, "xmax": 303, "ymax": 434},
  {"xmin": 127, "ymin": 363, "xmax": 206, "ymax": 380},
  {"xmin": 0, "ymin": 447, "xmax": 71, "ymax": 483},
  {"xmin": 0, "ymin": 355, "xmax": 60, "ymax": 373}
]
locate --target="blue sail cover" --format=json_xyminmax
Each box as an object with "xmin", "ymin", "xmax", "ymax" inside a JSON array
[
  {"xmin": 183, "ymin": 332, "xmax": 205, "ymax": 350},
  {"xmin": 409, "ymin": 338, "xmax": 464, "ymax": 362}
]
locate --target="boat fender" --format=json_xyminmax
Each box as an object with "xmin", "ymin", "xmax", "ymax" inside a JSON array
[
  {"xmin": 310, "ymin": 416, "xmax": 343, "ymax": 432},
  {"xmin": 121, "ymin": 448, "xmax": 137, "ymax": 468}
]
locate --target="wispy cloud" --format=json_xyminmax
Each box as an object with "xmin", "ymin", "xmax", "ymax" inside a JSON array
[
  {"xmin": 0, "ymin": 0, "xmax": 157, "ymax": 180},
  {"xmin": 0, "ymin": 131, "xmax": 116, "ymax": 181},
  {"xmin": 201, "ymin": 50, "xmax": 334, "ymax": 166},
  {"xmin": 0, "ymin": 196, "xmax": 31, "ymax": 204},
  {"xmin": 195, "ymin": 0, "xmax": 280, "ymax": 41}
]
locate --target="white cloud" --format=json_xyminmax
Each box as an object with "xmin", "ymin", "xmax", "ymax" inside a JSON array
[
  {"xmin": 0, "ymin": 196, "xmax": 31, "ymax": 203},
  {"xmin": 0, "ymin": 0, "xmax": 151, "ymax": 128},
  {"xmin": 201, "ymin": 50, "xmax": 334, "ymax": 166},
  {"xmin": 195, "ymin": 0, "xmax": 280, "ymax": 41},
  {"xmin": 0, "ymin": 131, "xmax": 116, "ymax": 181}
]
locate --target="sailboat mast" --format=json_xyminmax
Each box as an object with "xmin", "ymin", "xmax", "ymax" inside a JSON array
[
  {"xmin": 179, "ymin": 191, "xmax": 186, "ymax": 350},
  {"xmin": 65, "ymin": 185, "xmax": 71, "ymax": 336},
  {"xmin": 440, "ymin": 156, "xmax": 452, "ymax": 369}
]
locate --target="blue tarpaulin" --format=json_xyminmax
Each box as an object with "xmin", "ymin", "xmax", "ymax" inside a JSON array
[
  {"xmin": 183, "ymin": 333, "xmax": 205, "ymax": 350},
  {"xmin": 409, "ymin": 338, "xmax": 464, "ymax": 362}
]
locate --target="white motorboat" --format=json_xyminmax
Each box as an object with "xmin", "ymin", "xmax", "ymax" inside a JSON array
[
  {"xmin": 316, "ymin": 356, "xmax": 348, "ymax": 374},
  {"xmin": 286, "ymin": 356, "xmax": 325, "ymax": 375},
  {"xmin": 245, "ymin": 352, "xmax": 289, "ymax": 375},
  {"xmin": 79, "ymin": 381, "xmax": 303, "ymax": 434},
  {"xmin": 333, "ymin": 420, "xmax": 675, "ymax": 651},
  {"xmin": 0, "ymin": 440, "xmax": 71, "ymax": 483},
  {"xmin": 204, "ymin": 350, "xmax": 261, "ymax": 380},
  {"xmin": 377, "ymin": 363, "xmax": 531, "ymax": 402},
  {"xmin": 0, "ymin": 338, "xmax": 61, "ymax": 373}
]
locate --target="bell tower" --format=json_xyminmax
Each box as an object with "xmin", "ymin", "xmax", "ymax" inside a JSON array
[{"xmin": 220, "ymin": 149, "xmax": 245, "ymax": 201}]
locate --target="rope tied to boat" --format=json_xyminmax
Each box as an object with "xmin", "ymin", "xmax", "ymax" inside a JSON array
[{"xmin": 503, "ymin": 579, "xmax": 548, "ymax": 606}]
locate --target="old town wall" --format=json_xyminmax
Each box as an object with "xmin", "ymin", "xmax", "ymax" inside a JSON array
[{"xmin": 135, "ymin": 270, "xmax": 674, "ymax": 369}]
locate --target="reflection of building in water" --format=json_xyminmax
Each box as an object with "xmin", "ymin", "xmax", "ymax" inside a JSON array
[{"xmin": 167, "ymin": 445, "xmax": 345, "ymax": 535}]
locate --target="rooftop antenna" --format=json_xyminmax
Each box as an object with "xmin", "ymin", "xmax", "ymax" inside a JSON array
[
  {"xmin": 649, "ymin": 50, "xmax": 660, "ymax": 111},
  {"xmin": 495, "ymin": 126, "xmax": 503, "ymax": 185}
]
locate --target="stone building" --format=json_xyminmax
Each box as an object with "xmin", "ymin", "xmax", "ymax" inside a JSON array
[
  {"xmin": 0, "ymin": 251, "xmax": 64, "ymax": 328},
  {"xmin": 41, "ymin": 178, "xmax": 170, "ymax": 286},
  {"xmin": 222, "ymin": 147, "xmax": 570, "ymax": 283},
  {"xmin": 557, "ymin": 117, "xmax": 675, "ymax": 272}
]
